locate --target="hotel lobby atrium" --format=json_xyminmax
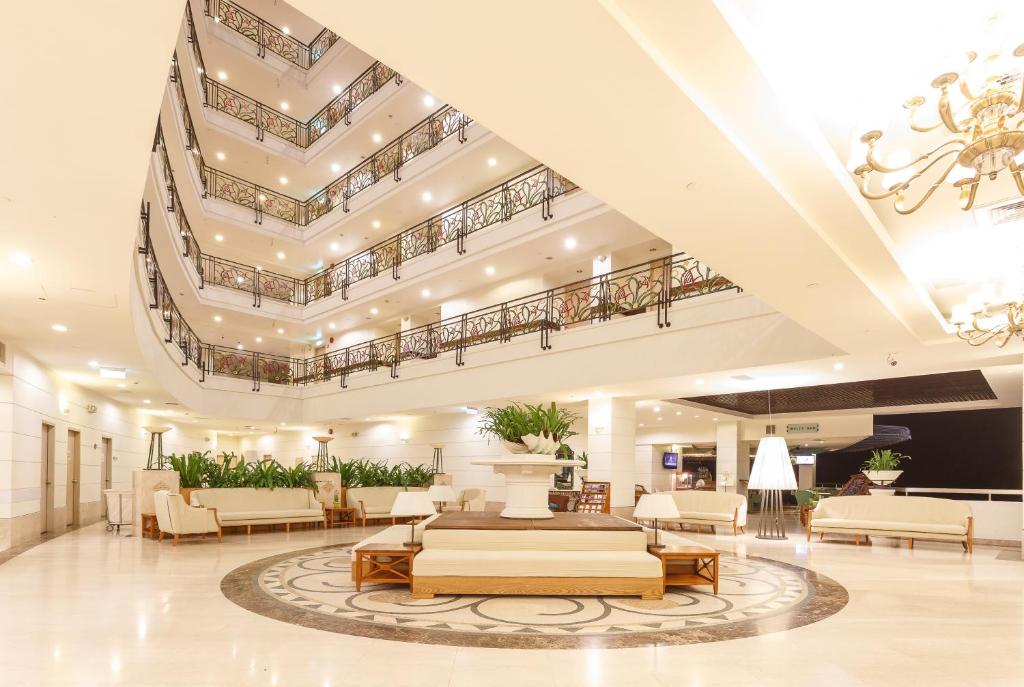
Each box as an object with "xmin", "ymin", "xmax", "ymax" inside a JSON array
[{"xmin": 3, "ymin": 1, "xmax": 1024, "ymax": 685}]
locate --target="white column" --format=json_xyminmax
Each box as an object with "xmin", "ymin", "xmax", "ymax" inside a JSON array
[
  {"xmin": 587, "ymin": 398, "xmax": 635, "ymax": 511},
  {"xmin": 716, "ymin": 421, "xmax": 740, "ymax": 493}
]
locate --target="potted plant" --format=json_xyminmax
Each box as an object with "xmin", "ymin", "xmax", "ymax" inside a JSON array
[
  {"xmin": 478, "ymin": 402, "xmax": 580, "ymax": 455},
  {"xmin": 168, "ymin": 450, "xmax": 211, "ymax": 505},
  {"xmin": 861, "ymin": 449, "xmax": 910, "ymax": 495}
]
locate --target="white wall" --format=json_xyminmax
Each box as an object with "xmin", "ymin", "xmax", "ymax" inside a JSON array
[
  {"xmin": 0, "ymin": 344, "xmax": 208, "ymax": 550},
  {"xmin": 634, "ymin": 444, "xmax": 674, "ymax": 493}
]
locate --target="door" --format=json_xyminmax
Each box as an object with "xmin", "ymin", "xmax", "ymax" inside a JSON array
[
  {"xmin": 39, "ymin": 423, "xmax": 55, "ymax": 534},
  {"xmin": 66, "ymin": 429, "xmax": 81, "ymax": 527},
  {"xmin": 101, "ymin": 437, "xmax": 113, "ymax": 517}
]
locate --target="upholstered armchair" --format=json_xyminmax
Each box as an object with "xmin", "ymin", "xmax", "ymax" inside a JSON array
[{"xmin": 153, "ymin": 491, "xmax": 222, "ymax": 545}]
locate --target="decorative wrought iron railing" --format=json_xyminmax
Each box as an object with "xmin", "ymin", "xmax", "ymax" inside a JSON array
[
  {"xmin": 153, "ymin": 121, "xmax": 576, "ymax": 306},
  {"xmin": 154, "ymin": 124, "xmax": 305, "ymax": 305},
  {"xmin": 138, "ymin": 202, "xmax": 741, "ymax": 391},
  {"xmin": 204, "ymin": 0, "xmax": 339, "ymax": 70},
  {"xmin": 173, "ymin": 34, "xmax": 470, "ymax": 226},
  {"xmin": 186, "ymin": 4, "xmax": 399, "ymax": 148}
]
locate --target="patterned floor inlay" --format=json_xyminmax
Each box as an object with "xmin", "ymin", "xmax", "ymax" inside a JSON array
[{"xmin": 221, "ymin": 545, "xmax": 848, "ymax": 649}]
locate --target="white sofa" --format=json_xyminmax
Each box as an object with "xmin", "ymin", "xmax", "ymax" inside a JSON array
[
  {"xmin": 411, "ymin": 520, "xmax": 665, "ymax": 599},
  {"xmin": 153, "ymin": 491, "xmax": 221, "ymax": 545},
  {"xmin": 346, "ymin": 486, "xmax": 427, "ymax": 527},
  {"xmin": 807, "ymin": 495, "xmax": 974, "ymax": 552},
  {"xmin": 190, "ymin": 488, "xmax": 323, "ymax": 533},
  {"xmin": 660, "ymin": 490, "xmax": 747, "ymax": 535}
]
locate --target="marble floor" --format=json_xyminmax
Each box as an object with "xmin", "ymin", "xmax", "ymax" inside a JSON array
[{"xmin": 0, "ymin": 521, "xmax": 1021, "ymax": 687}]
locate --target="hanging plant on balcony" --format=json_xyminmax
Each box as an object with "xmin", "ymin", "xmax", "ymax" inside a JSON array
[{"xmin": 477, "ymin": 402, "xmax": 580, "ymax": 455}]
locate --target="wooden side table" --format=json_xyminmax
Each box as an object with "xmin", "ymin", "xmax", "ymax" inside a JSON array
[
  {"xmin": 354, "ymin": 543, "xmax": 421, "ymax": 591},
  {"xmin": 141, "ymin": 512, "xmax": 158, "ymax": 540},
  {"xmin": 324, "ymin": 506, "xmax": 355, "ymax": 529},
  {"xmin": 649, "ymin": 545, "xmax": 720, "ymax": 594}
]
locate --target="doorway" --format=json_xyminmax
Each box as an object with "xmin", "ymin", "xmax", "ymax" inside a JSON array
[
  {"xmin": 39, "ymin": 423, "xmax": 55, "ymax": 534},
  {"xmin": 101, "ymin": 437, "xmax": 113, "ymax": 517},
  {"xmin": 66, "ymin": 429, "xmax": 81, "ymax": 527}
]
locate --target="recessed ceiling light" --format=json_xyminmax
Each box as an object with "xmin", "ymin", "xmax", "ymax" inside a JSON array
[
  {"xmin": 276, "ymin": 328, "xmax": 285, "ymax": 334},
  {"xmin": 639, "ymin": 423, "xmax": 645, "ymax": 427},
  {"xmin": 279, "ymin": 176, "xmax": 288, "ymax": 185},
  {"xmin": 371, "ymin": 219, "xmax": 381, "ymax": 229},
  {"xmin": 332, "ymin": 84, "xmax": 342, "ymax": 95},
  {"xmin": 421, "ymin": 288, "xmax": 431, "ymax": 298},
  {"xmin": 88, "ymin": 360, "xmax": 99, "ymax": 368},
  {"xmin": 484, "ymin": 265, "xmax": 496, "ymax": 276},
  {"xmin": 276, "ymin": 252, "xmax": 286, "ymax": 260},
  {"xmin": 116, "ymin": 383, "xmax": 126, "ymax": 389},
  {"xmin": 371, "ymin": 132, "xmax": 382, "ymax": 143},
  {"xmin": 216, "ymin": 70, "xmax": 227, "ymax": 80},
  {"xmin": 370, "ymin": 307, "xmax": 379, "ymax": 315},
  {"xmin": 487, "ymin": 157, "xmax": 497, "ymax": 167},
  {"xmin": 675, "ymin": 411, "xmax": 682, "ymax": 416},
  {"xmin": 215, "ymin": 151, "xmax": 225, "ymax": 161},
  {"xmin": 712, "ymin": 417, "xmax": 719, "ymax": 422},
  {"xmin": 653, "ymin": 405, "xmax": 660, "ymax": 413},
  {"xmin": 657, "ymin": 417, "xmax": 663, "ymax": 421},
  {"xmin": 421, "ymin": 191, "xmax": 432, "ymax": 202},
  {"xmin": 281, "ymin": 26, "xmax": 290, "ymax": 34},
  {"xmin": 214, "ymin": 234, "xmax": 224, "ymax": 242},
  {"xmin": 213, "ymin": 315, "xmax": 222, "ymax": 323},
  {"xmin": 693, "ymin": 415, "xmax": 700, "ymax": 419},
  {"xmin": 280, "ymin": 101, "xmax": 289, "ymax": 111},
  {"xmin": 330, "ymin": 162, "xmax": 341, "ymax": 173},
  {"xmin": 51, "ymin": 324, "xmax": 67, "ymax": 333},
  {"xmin": 99, "ymin": 367, "xmax": 126, "ymax": 380},
  {"xmin": 255, "ymin": 336, "xmax": 263, "ymax": 343},
  {"xmin": 280, "ymin": 421, "xmax": 287, "ymax": 426},
  {"xmin": 328, "ymin": 322, "xmax": 336, "ymax": 329},
  {"xmin": 329, "ymin": 242, "xmax": 340, "ymax": 251},
  {"xmin": 833, "ymin": 362, "xmax": 845, "ymax": 370},
  {"xmin": 143, "ymin": 399, "xmax": 151, "ymax": 404},
  {"xmin": 9, "ymin": 251, "xmax": 32, "ymax": 267},
  {"xmin": 236, "ymin": 343, "xmax": 243, "ymax": 350},
  {"xmin": 563, "ymin": 237, "xmax": 577, "ymax": 249},
  {"xmin": 423, "ymin": 95, "xmax": 435, "ymax": 107},
  {"xmin": 696, "ymin": 379, "xmax": 705, "ymax": 385}
]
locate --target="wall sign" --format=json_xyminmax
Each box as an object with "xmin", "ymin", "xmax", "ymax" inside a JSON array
[{"xmin": 786, "ymin": 423, "xmax": 819, "ymax": 434}]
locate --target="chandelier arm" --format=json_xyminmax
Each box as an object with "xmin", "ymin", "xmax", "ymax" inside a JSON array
[
  {"xmin": 959, "ymin": 78, "xmax": 977, "ymax": 104},
  {"xmin": 893, "ymin": 153, "xmax": 961, "ymax": 215},
  {"xmin": 856, "ymin": 173, "xmax": 903, "ymax": 201},
  {"xmin": 960, "ymin": 179, "xmax": 980, "ymax": 211},
  {"xmin": 1010, "ymin": 161, "xmax": 1024, "ymax": 196},
  {"xmin": 864, "ymin": 139, "xmax": 962, "ymax": 174},
  {"xmin": 937, "ymin": 88, "xmax": 966, "ymax": 134},
  {"xmin": 907, "ymin": 107, "xmax": 944, "ymax": 133}
]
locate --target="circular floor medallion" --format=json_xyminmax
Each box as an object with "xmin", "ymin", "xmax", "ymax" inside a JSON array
[{"xmin": 221, "ymin": 545, "xmax": 847, "ymax": 649}]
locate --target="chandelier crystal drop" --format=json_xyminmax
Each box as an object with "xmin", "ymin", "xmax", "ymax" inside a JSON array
[{"xmin": 853, "ymin": 39, "xmax": 1024, "ymax": 214}]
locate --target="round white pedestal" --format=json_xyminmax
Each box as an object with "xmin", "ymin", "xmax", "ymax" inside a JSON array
[{"xmin": 471, "ymin": 456, "xmax": 583, "ymax": 518}]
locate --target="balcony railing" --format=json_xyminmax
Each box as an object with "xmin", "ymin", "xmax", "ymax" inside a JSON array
[
  {"xmin": 138, "ymin": 202, "xmax": 741, "ymax": 391},
  {"xmin": 172, "ymin": 41, "xmax": 471, "ymax": 226},
  {"xmin": 186, "ymin": 4, "xmax": 399, "ymax": 148},
  {"xmin": 204, "ymin": 0, "xmax": 339, "ymax": 70},
  {"xmin": 153, "ymin": 122, "xmax": 576, "ymax": 306}
]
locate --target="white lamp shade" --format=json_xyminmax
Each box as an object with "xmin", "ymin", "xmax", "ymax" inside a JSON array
[
  {"xmin": 633, "ymin": 493, "xmax": 680, "ymax": 520},
  {"xmin": 427, "ymin": 484, "xmax": 457, "ymax": 502},
  {"xmin": 748, "ymin": 436, "xmax": 797, "ymax": 490},
  {"xmin": 390, "ymin": 491, "xmax": 437, "ymax": 517}
]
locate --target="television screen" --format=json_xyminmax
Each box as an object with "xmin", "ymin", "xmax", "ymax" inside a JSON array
[
  {"xmin": 794, "ymin": 454, "xmax": 816, "ymax": 465},
  {"xmin": 662, "ymin": 452, "xmax": 679, "ymax": 469}
]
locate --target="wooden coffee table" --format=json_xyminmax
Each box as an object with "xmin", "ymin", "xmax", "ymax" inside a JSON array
[
  {"xmin": 648, "ymin": 545, "xmax": 720, "ymax": 594},
  {"xmin": 354, "ymin": 543, "xmax": 421, "ymax": 591},
  {"xmin": 324, "ymin": 506, "xmax": 355, "ymax": 528}
]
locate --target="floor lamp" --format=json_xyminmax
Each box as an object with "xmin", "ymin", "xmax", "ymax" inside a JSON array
[
  {"xmin": 144, "ymin": 426, "xmax": 171, "ymax": 470},
  {"xmin": 749, "ymin": 430, "xmax": 796, "ymax": 540}
]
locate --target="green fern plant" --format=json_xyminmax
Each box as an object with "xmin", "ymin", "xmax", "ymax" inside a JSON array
[
  {"xmin": 861, "ymin": 449, "xmax": 910, "ymax": 472},
  {"xmin": 478, "ymin": 402, "xmax": 580, "ymax": 447},
  {"xmin": 168, "ymin": 451, "xmax": 211, "ymax": 488}
]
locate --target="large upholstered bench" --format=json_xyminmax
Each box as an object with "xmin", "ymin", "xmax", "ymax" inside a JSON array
[
  {"xmin": 660, "ymin": 490, "xmax": 747, "ymax": 535},
  {"xmin": 407, "ymin": 514, "xmax": 668, "ymax": 600},
  {"xmin": 190, "ymin": 488, "xmax": 323, "ymax": 534},
  {"xmin": 807, "ymin": 495, "xmax": 973, "ymax": 552},
  {"xmin": 346, "ymin": 486, "xmax": 427, "ymax": 527}
]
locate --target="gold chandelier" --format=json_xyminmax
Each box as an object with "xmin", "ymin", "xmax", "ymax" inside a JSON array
[
  {"xmin": 853, "ymin": 42, "xmax": 1024, "ymax": 214},
  {"xmin": 952, "ymin": 278, "xmax": 1024, "ymax": 346}
]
